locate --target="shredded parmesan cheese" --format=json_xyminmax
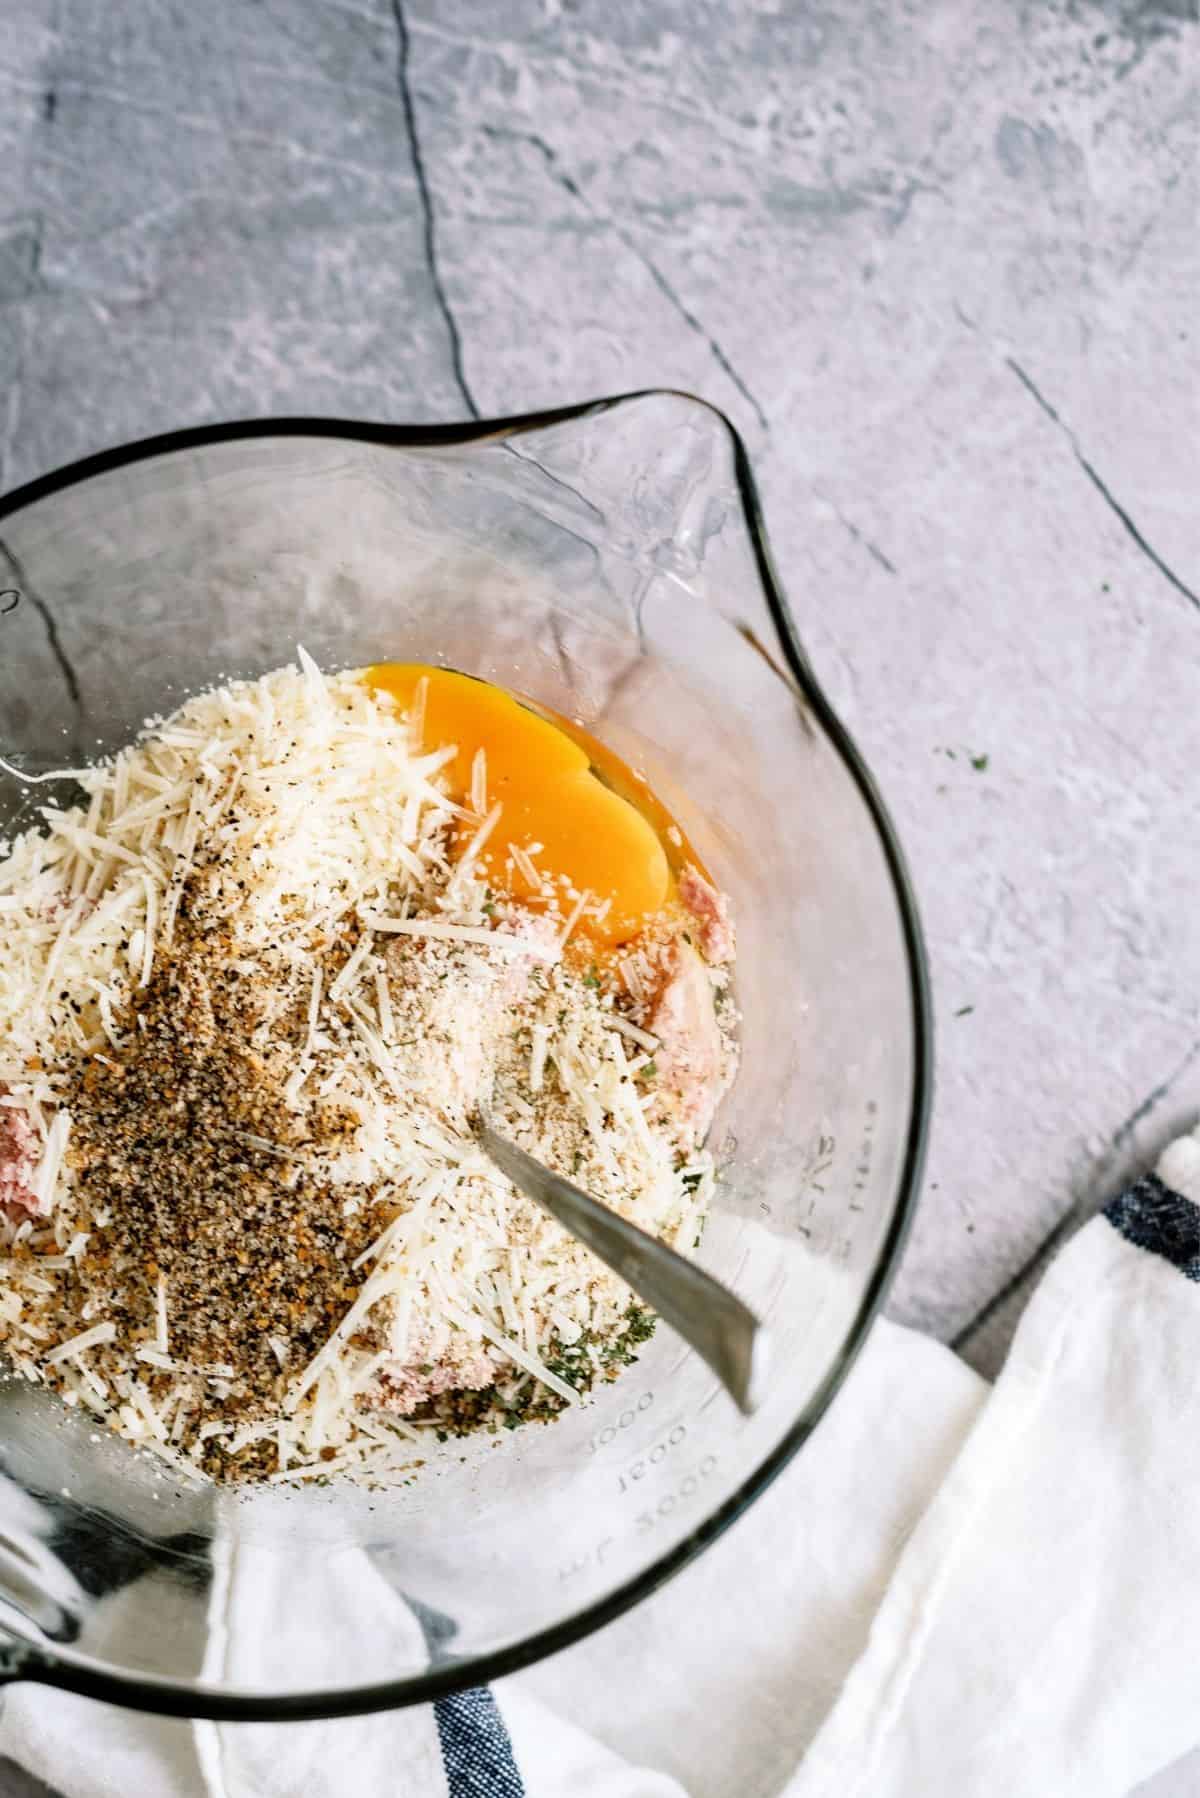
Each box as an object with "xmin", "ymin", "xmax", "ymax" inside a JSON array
[
  {"xmin": 0, "ymin": 655, "xmax": 737, "ymax": 1483},
  {"xmin": 470, "ymin": 748, "xmax": 487, "ymax": 819},
  {"xmin": 44, "ymin": 1321, "xmax": 116, "ymax": 1366}
]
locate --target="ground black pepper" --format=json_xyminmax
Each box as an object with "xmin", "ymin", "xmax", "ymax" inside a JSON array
[{"xmin": 58, "ymin": 919, "xmax": 390, "ymax": 1478}]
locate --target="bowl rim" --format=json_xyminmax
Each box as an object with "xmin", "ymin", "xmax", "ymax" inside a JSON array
[{"xmin": 0, "ymin": 390, "xmax": 933, "ymax": 1720}]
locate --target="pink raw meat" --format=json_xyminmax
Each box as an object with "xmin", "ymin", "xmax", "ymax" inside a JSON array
[
  {"xmin": 648, "ymin": 942, "xmax": 730, "ymax": 1153},
  {"xmin": 371, "ymin": 1345, "xmax": 498, "ymax": 1415},
  {"xmin": 0, "ymin": 1099, "xmax": 41, "ymax": 1217},
  {"xmin": 678, "ymin": 866, "xmax": 735, "ymax": 965}
]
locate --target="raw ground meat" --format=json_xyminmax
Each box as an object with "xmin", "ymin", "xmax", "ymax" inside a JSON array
[
  {"xmin": 372, "ymin": 1337, "xmax": 499, "ymax": 1414},
  {"xmin": 0, "ymin": 1098, "xmax": 40, "ymax": 1217},
  {"xmin": 648, "ymin": 942, "xmax": 732, "ymax": 1153},
  {"xmin": 678, "ymin": 866, "xmax": 735, "ymax": 965}
]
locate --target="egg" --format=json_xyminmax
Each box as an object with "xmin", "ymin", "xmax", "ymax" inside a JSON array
[{"xmin": 364, "ymin": 664, "xmax": 673, "ymax": 946}]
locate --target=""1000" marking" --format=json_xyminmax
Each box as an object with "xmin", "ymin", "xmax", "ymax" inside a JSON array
[{"xmin": 589, "ymin": 1388, "xmax": 653, "ymax": 1452}]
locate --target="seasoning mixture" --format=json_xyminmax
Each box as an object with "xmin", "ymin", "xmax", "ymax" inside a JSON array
[{"xmin": 0, "ymin": 655, "xmax": 737, "ymax": 1484}]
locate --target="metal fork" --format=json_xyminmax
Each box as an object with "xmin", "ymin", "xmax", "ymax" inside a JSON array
[{"xmin": 476, "ymin": 1108, "xmax": 770, "ymax": 1414}]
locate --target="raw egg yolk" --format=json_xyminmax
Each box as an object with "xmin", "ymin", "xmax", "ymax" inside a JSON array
[{"xmin": 364, "ymin": 664, "xmax": 670, "ymax": 946}]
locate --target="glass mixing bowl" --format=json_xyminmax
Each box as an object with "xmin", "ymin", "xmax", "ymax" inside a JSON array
[{"xmin": 0, "ymin": 390, "xmax": 930, "ymax": 1718}]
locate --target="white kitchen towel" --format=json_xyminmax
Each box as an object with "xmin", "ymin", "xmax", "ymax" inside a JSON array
[{"xmin": 2, "ymin": 1127, "xmax": 1199, "ymax": 1797}]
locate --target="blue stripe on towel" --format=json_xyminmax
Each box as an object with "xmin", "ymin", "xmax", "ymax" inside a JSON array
[
  {"xmin": 434, "ymin": 1687, "xmax": 526, "ymax": 1797},
  {"xmin": 1105, "ymin": 1172, "xmax": 1200, "ymax": 1280}
]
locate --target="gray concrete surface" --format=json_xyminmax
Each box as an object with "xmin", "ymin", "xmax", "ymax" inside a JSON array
[{"xmin": 0, "ymin": 1, "xmax": 1197, "ymax": 1791}]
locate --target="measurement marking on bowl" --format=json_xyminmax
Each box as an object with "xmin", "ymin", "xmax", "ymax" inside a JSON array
[
  {"xmin": 634, "ymin": 1455, "xmax": 720, "ymax": 1533},
  {"xmin": 558, "ymin": 1447, "xmax": 720, "ymax": 1585},
  {"xmin": 616, "ymin": 1422, "xmax": 689, "ymax": 1492},
  {"xmin": 558, "ymin": 1539, "xmax": 618, "ymax": 1587},
  {"xmin": 848, "ymin": 1099, "xmax": 880, "ymax": 1214},
  {"xmin": 796, "ymin": 1126, "xmax": 837, "ymax": 1242},
  {"xmin": 805, "ymin": 1131, "xmax": 837, "ymax": 1196},
  {"xmin": 588, "ymin": 1389, "xmax": 654, "ymax": 1454}
]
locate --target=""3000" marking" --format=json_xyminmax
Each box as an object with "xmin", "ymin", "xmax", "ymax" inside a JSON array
[{"xmin": 634, "ymin": 1455, "xmax": 719, "ymax": 1531}]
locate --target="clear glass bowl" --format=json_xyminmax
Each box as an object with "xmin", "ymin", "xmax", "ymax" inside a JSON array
[{"xmin": 0, "ymin": 391, "xmax": 930, "ymax": 1718}]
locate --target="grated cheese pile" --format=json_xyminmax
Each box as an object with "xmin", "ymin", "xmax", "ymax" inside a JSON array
[{"xmin": 0, "ymin": 654, "xmax": 737, "ymax": 1484}]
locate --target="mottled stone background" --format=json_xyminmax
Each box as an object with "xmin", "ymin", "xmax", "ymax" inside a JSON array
[{"xmin": 0, "ymin": 1, "xmax": 1197, "ymax": 1791}]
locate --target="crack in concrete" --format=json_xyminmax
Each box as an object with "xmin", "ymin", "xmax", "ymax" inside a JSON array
[
  {"xmin": 0, "ymin": 535, "xmax": 83, "ymax": 714},
  {"xmin": 1007, "ymin": 357, "xmax": 1199, "ymax": 611},
  {"xmin": 636, "ymin": 251, "xmax": 769, "ymax": 435},
  {"xmin": 1109, "ymin": 1035, "xmax": 1200, "ymax": 1155},
  {"xmin": 482, "ymin": 124, "xmax": 769, "ymax": 434},
  {"xmin": 952, "ymin": 1035, "xmax": 1200, "ymax": 1355},
  {"xmin": 820, "ymin": 492, "xmax": 897, "ymax": 575},
  {"xmin": 948, "ymin": 1207, "xmax": 1077, "ymax": 1354},
  {"xmin": 391, "ymin": 0, "xmax": 479, "ymax": 420},
  {"xmin": 502, "ymin": 441, "xmax": 605, "ymax": 524}
]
